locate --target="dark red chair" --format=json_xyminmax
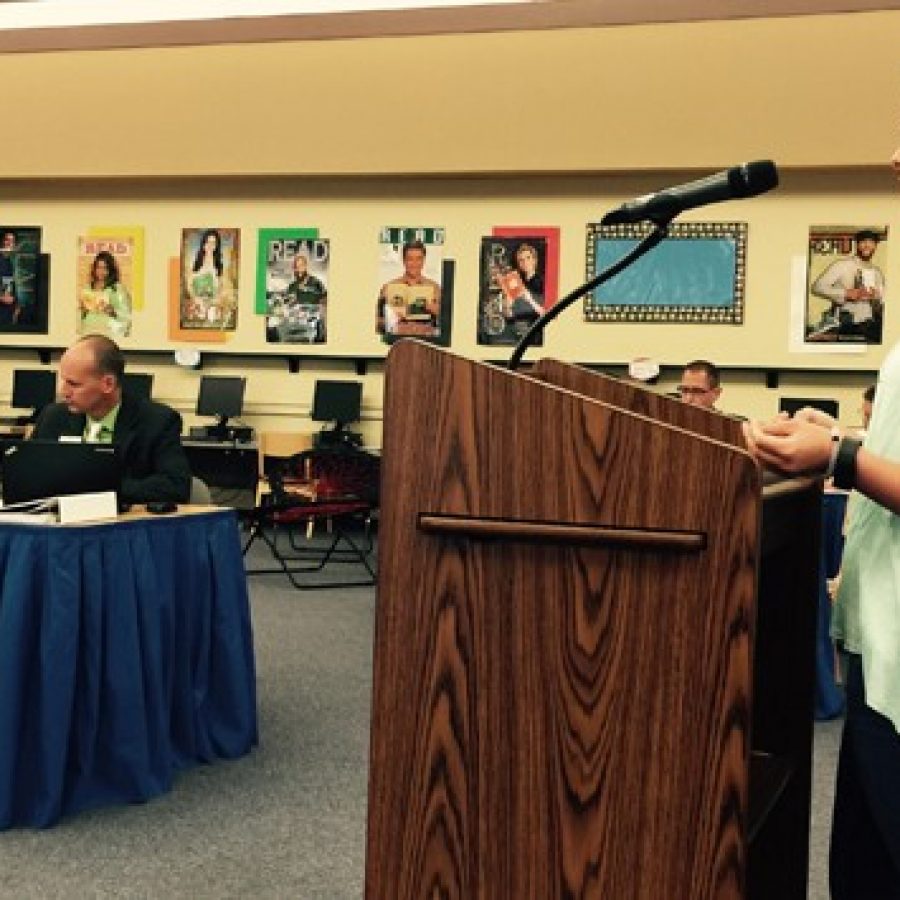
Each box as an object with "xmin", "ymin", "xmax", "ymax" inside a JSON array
[{"xmin": 243, "ymin": 446, "xmax": 379, "ymax": 589}]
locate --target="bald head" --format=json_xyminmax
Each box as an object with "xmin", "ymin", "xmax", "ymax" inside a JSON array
[{"xmin": 60, "ymin": 335, "xmax": 124, "ymax": 419}]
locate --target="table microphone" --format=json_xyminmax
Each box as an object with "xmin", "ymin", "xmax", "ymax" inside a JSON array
[{"xmin": 601, "ymin": 160, "xmax": 778, "ymax": 225}]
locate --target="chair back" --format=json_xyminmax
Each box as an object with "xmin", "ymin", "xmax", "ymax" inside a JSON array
[
  {"xmin": 274, "ymin": 447, "xmax": 380, "ymax": 507},
  {"xmin": 258, "ymin": 431, "xmax": 314, "ymax": 478},
  {"xmin": 189, "ymin": 476, "xmax": 212, "ymax": 505}
]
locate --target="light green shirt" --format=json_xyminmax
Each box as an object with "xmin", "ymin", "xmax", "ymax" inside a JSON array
[
  {"xmin": 83, "ymin": 403, "xmax": 120, "ymax": 444},
  {"xmin": 832, "ymin": 341, "xmax": 900, "ymax": 732}
]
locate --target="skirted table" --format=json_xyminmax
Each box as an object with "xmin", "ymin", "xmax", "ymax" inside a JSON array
[{"xmin": 0, "ymin": 507, "xmax": 257, "ymax": 828}]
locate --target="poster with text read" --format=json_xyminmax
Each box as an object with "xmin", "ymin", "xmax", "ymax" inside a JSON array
[
  {"xmin": 376, "ymin": 226, "xmax": 446, "ymax": 344},
  {"xmin": 77, "ymin": 234, "xmax": 136, "ymax": 339},
  {"xmin": 263, "ymin": 236, "xmax": 330, "ymax": 344}
]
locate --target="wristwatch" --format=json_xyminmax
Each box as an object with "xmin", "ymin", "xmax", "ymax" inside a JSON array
[{"xmin": 832, "ymin": 437, "xmax": 862, "ymax": 490}]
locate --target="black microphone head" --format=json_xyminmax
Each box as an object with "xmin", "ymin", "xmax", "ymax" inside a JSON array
[{"xmin": 730, "ymin": 160, "xmax": 778, "ymax": 198}]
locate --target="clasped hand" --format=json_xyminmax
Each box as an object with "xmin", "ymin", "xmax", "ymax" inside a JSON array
[{"xmin": 742, "ymin": 407, "xmax": 840, "ymax": 476}]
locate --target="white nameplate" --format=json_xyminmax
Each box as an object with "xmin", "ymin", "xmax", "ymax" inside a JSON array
[{"xmin": 57, "ymin": 491, "xmax": 118, "ymax": 524}]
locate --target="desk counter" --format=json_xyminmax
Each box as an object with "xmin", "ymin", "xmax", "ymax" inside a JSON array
[{"xmin": 0, "ymin": 507, "xmax": 257, "ymax": 828}]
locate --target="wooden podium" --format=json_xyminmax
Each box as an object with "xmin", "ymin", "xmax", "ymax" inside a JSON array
[{"xmin": 366, "ymin": 343, "xmax": 819, "ymax": 899}]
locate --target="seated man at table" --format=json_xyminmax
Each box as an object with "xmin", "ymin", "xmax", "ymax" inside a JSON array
[{"xmin": 31, "ymin": 334, "xmax": 192, "ymax": 504}]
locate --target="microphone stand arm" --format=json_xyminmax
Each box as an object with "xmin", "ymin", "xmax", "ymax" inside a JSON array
[{"xmin": 507, "ymin": 222, "xmax": 669, "ymax": 372}]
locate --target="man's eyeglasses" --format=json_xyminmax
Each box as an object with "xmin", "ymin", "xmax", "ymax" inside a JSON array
[{"xmin": 677, "ymin": 385, "xmax": 712, "ymax": 396}]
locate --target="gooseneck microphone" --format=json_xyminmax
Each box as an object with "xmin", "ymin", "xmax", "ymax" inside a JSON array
[{"xmin": 600, "ymin": 160, "xmax": 779, "ymax": 226}]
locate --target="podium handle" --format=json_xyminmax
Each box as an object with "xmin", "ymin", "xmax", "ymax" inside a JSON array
[{"xmin": 419, "ymin": 513, "xmax": 705, "ymax": 551}]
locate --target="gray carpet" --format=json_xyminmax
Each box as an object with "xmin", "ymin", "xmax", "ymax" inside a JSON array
[{"xmin": 0, "ymin": 543, "xmax": 844, "ymax": 898}]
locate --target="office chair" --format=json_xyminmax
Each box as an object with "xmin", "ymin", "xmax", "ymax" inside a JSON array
[{"xmin": 189, "ymin": 477, "xmax": 212, "ymax": 505}]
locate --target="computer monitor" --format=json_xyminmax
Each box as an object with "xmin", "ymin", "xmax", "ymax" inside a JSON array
[
  {"xmin": 196, "ymin": 376, "xmax": 246, "ymax": 437},
  {"xmin": 779, "ymin": 397, "xmax": 839, "ymax": 419},
  {"xmin": 11, "ymin": 369, "xmax": 56, "ymax": 421},
  {"xmin": 121, "ymin": 372, "xmax": 153, "ymax": 402},
  {"xmin": 311, "ymin": 380, "xmax": 362, "ymax": 428},
  {"xmin": 2, "ymin": 441, "xmax": 123, "ymax": 504}
]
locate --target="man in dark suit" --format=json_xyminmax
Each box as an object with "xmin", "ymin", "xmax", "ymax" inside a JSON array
[{"xmin": 31, "ymin": 334, "xmax": 191, "ymax": 504}]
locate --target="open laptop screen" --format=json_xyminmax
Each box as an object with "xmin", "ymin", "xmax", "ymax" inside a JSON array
[{"xmin": 1, "ymin": 440, "xmax": 124, "ymax": 505}]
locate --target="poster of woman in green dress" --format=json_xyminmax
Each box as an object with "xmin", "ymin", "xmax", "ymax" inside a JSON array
[
  {"xmin": 180, "ymin": 227, "xmax": 240, "ymax": 330},
  {"xmin": 77, "ymin": 236, "xmax": 134, "ymax": 339}
]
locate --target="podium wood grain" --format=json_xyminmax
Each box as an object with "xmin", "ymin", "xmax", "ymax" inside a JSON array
[
  {"xmin": 532, "ymin": 358, "xmax": 746, "ymax": 447},
  {"xmin": 366, "ymin": 343, "xmax": 768, "ymax": 899}
]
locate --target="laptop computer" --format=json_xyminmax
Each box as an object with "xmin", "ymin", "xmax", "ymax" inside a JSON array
[{"xmin": 1, "ymin": 440, "xmax": 124, "ymax": 505}]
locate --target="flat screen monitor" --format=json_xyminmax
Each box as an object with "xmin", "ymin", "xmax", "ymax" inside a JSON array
[
  {"xmin": 121, "ymin": 372, "xmax": 153, "ymax": 402},
  {"xmin": 2, "ymin": 440, "xmax": 123, "ymax": 504},
  {"xmin": 196, "ymin": 376, "xmax": 246, "ymax": 422},
  {"xmin": 311, "ymin": 380, "xmax": 362, "ymax": 427},
  {"xmin": 779, "ymin": 397, "xmax": 839, "ymax": 419},
  {"xmin": 11, "ymin": 369, "xmax": 56, "ymax": 411}
]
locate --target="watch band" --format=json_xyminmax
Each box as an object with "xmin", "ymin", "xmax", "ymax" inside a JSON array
[{"xmin": 832, "ymin": 437, "xmax": 862, "ymax": 490}]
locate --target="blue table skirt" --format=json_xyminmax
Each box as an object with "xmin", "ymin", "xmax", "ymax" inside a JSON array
[{"xmin": 0, "ymin": 509, "xmax": 257, "ymax": 828}]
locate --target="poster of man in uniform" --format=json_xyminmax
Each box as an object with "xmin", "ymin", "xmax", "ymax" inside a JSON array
[
  {"xmin": 478, "ymin": 235, "xmax": 548, "ymax": 345},
  {"xmin": 806, "ymin": 225, "xmax": 888, "ymax": 344},
  {"xmin": 180, "ymin": 227, "xmax": 240, "ymax": 331},
  {"xmin": 260, "ymin": 233, "xmax": 329, "ymax": 344},
  {"xmin": 376, "ymin": 226, "xmax": 446, "ymax": 343},
  {"xmin": 0, "ymin": 226, "xmax": 44, "ymax": 333}
]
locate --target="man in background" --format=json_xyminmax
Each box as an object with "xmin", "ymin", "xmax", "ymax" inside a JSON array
[
  {"xmin": 31, "ymin": 334, "xmax": 191, "ymax": 504},
  {"xmin": 677, "ymin": 359, "xmax": 722, "ymax": 410}
]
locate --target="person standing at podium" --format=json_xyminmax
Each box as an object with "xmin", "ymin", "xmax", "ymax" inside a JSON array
[
  {"xmin": 744, "ymin": 139, "xmax": 900, "ymax": 900},
  {"xmin": 31, "ymin": 334, "xmax": 191, "ymax": 505}
]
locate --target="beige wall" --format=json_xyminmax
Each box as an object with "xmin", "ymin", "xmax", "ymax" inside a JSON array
[
  {"xmin": 1, "ymin": 10, "xmax": 898, "ymax": 435},
  {"xmin": 5, "ymin": 11, "xmax": 899, "ymax": 178}
]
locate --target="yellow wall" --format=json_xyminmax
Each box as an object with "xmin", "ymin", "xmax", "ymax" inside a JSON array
[{"xmin": 1, "ymin": 10, "xmax": 898, "ymax": 434}]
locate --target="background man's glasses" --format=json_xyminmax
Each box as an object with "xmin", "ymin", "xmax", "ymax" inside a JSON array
[{"xmin": 677, "ymin": 385, "xmax": 711, "ymax": 396}]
